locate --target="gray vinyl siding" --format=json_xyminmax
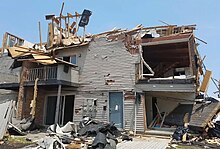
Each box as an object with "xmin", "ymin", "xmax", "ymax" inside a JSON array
[
  {"xmin": 73, "ymin": 91, "xmax": 108, "ymax": 123},
  {"xmin": 78, "ymin": 38, "xmax": 139, "ymax": 91},
  {"xmin": 124, "ymin": 98, "xmax": 144, "ymax": 132},
  {"xmin": 68, "ymin": 38, "xmax": 144, "ymax": 132}
]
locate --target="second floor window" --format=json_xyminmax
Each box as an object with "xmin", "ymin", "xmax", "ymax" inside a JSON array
[{"xmin": 63, "ymin": 55, "xmax": 77, "ymax": 65}]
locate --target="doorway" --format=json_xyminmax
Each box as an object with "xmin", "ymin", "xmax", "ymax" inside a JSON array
[
  {"xmin": 109, "ymin": 92, "xmax": 123, "ymax": 128},
  {"xmin": 45, "ymin": 95, "xmax": 75, "ymax": 125}
]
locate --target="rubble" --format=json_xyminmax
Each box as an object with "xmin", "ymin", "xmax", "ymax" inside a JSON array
[
  {"xmin": 4, "ymin": 117, "xmax": 130, "ymax": 149},
  {"xmin": 169, "ymin": 99, "xmax": 220, "ymax": 149}
]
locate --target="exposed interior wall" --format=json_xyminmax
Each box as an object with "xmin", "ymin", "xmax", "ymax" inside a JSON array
[
  {"xmin": 145, "ymin": 92, "xmax": 195, "ymax": 127},
  {"xmin": 156, "ymin": 97, "xmax": 180, "ymax": 114}
]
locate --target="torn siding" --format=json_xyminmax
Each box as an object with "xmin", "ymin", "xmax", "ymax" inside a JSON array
[
  {"xmin": 71, "ymin": 38, "xmax": 144, "ymax": 131},
  {"xmin": 78, "ymin": 38, "xmax": 139, "ymax": 91}
]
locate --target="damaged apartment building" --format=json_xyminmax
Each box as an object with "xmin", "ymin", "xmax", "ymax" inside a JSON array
[{"xmin": 0, "ymin": 9, "xmax": 211, "ymax": 133}]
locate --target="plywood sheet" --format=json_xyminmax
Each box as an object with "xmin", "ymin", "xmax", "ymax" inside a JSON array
[
  {"xmin": 200, "ymin": 70, "xmax": 212, "ymax": 92},
  {"xmin": 7, "ymin": 46, "xmax": 31, "ymax": 58},
  {"xmin": 32, "ymin": 54, "xmax": 56, "ymax": 65},
  {"xmin": 189, "ymin": 102, "xmax": 220, "ymax": 131}
]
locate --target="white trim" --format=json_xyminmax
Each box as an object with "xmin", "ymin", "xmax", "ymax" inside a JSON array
[
  {"xmin": 135, "ymin": 84, "xmax": 195, "ymax": 92},
  {"xmin": 139, "ymin": 45, "xmax": 154, "ymax": 77}
]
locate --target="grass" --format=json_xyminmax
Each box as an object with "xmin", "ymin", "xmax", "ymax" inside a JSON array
[
  {"xmin": 8, "ymin": 136, "xmax": 32, "ymax": 144},
  {"xmin": 1, "ymin": 136, "xmax": 35, "ymax": 148}
]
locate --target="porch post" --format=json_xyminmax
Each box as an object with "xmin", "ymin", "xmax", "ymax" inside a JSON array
[{"xmin": 55, "ymin": 84, "xmax": 62, "ymax": 124}]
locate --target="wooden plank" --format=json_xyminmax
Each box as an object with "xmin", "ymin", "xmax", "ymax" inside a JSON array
[
  {"xmin": 38, "ymin": 22, "xmax": 42, "ymax": 49},
  {"xmin": 32, "ymin": 54, "xmax": 57, "ymax": 65},
  {"xmin": 160, "ymin": 112, "xmax": 166, "ymax": 128},
  {"xmin": 30, "ymin": 78, "xmax": 39, "ymax": 118},
  {"xmin": 155, "ymin": 103, "xmax": 162, "ymax": 119},
  {"xmin": 47, "ymin": 23, "xmax": 54, "ymax": 47},
  {"xmin": 1, "ymin": 33, "xmax": 8, "ymax": 56},
  {"xmin": 200, "ymin": 70, "xmax": 212, "ymax": 93},
  {"xmin": 54, "ymin": 58, "xmax": 77, "ymax": 67},
  {"xmin": 189, "ymin": 102, "xmax": 220, "ymax": 131},
  {"xmin": 55, "ymin": 84, "xmax": 62, "ymax": 123}
]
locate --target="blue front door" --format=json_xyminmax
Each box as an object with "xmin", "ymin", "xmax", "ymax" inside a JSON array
[{"xmin": 109, "ymin": 92, "xmax": 123, "ymax": 128}]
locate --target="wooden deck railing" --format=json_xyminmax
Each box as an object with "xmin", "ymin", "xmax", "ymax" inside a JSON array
[{"xmin": 26, "ymin": 66, "xmax": 57, "ymax": 81}]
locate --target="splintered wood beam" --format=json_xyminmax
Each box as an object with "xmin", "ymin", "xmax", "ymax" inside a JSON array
[
  {"xmin": 30, "ymin": 78, "xmax": 39, "ymax": 118},
  {"xmin": 142, "ymin": 24, "xmax": 196, "ymax": 31},
  {"xmin": 195, "ymin": 37, "xmax": 207, "ymax": 44},
  {"xmin": 5, "ymin": 32, "xmax": 24, "ymax": 41},
  {"xmin": 38, "ymin": 22, "xmax": 42, "ymax": 49},
  {"xmin": 200, "ymin": 70, "xmax": 212, "ymax": 93},
  {"xmin": 16, "ymin": 58, "xmax": 53, "ymax": 61},
  {"xmin": 144, "ymin": 57, "xmax": 189, "ymax": 63},
  {"xmin": 56, "ymin": 13, "xmax": 82, "ymax": 19},
  {"xmin": 1, "ymin": 33, "xmax": 8, "ymax": 56},
  {"xmin": 14, "ymin": 46, "xmax": 48, "ymax": 55},
  {"xmin": 54, "ymin": 58, "xmax": 77, "ymax": 67},
  {"xmin": 59, "ymin": 2, "xmax": 64, "ymax": 41}
]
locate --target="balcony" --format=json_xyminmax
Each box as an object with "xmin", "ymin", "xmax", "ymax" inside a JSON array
[
  {"xmin": 26, "ymin": 66, "xmax": 57, "ymax": 81},
  {"xmin": 25, "ymin": 64, "xmax": 79, "ymax": 87}
]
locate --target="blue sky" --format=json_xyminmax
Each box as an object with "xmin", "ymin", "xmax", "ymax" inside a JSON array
[{"xmin": 0, "ymin": 0, "xmax": 219, "ymax": 96}]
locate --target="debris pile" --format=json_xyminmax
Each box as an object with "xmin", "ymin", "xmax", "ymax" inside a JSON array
[
  {"xmin": 2, "ymin": 117, "xmax": 131, "ymax": 149},
  {"xmin": 169, "ymin": 100, "xmax": 220, "ymax": 148}
]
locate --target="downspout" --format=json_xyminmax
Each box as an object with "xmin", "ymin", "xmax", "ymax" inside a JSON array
[{"xmin": 139, "ymin": 44, "xmax": 154, "ymax": 77}]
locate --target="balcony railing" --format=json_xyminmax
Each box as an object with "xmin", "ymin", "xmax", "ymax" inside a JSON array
[
  {"xmin": 26, "ymin": 66, "xmax": 57, "ymax": 81},
  {"xmin": 25, "ymin": 65, "xmax": 79, "ymax": 84}
]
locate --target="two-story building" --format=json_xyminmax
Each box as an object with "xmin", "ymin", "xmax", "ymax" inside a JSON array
[{"xmin": 0, "ymin": 12, "xmax": 204, "ymax": 133}]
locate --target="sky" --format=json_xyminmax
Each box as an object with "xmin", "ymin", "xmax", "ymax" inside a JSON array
[{"xmin": 0, "ymin": 0, "xmax": 219, "ymax": 97}]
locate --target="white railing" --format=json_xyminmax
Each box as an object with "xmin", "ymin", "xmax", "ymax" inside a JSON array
[{"xmin": 26, "ymin": 66, "xmax": 57, "ymax": 81}]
